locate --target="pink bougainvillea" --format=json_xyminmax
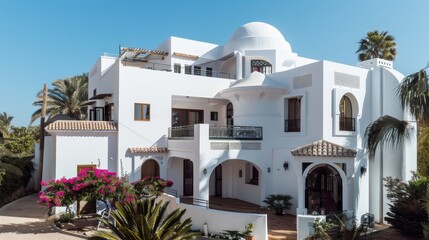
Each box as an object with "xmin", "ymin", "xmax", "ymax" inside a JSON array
[
  {"xmin": 133, "ymin": 176, "xmax": 174, "ymax": 197},
  {"xmin": 39, "ymin": 169, "xmax": 174, "ymax": 213}
]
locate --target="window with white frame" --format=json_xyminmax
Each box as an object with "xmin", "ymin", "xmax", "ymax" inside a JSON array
[
  {"xmin": 174, "ymin": 63, "xmax": 181, "ymax": 73},
  {"xmin": 251, "ymin": 59, "xmax": 272, "ymax": 74},
  {"xmin": 284, "ymin": 97, "xmax": 301, "ymax": 132},
  {"xmin": 134, "ymin": 103, "xmax": 150, "ymax": 121}
]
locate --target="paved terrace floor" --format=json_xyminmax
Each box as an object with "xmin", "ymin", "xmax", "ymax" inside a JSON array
[{"xmin": 0, "ymin": 194, "xmax": 85, "ymax": 240}]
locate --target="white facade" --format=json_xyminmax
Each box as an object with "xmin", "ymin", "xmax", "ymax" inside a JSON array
[{"xmin": 44, "ymin": 22, "xmax": 416, "ymax": 228}]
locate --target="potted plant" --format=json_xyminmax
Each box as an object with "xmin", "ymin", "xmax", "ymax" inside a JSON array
[
  {"xmin": 243, "ymin": 223, "xmax": 255, "ymax": 240},
  {"xmin": 263, "ymin": 194, "xmax": 292, "ymax": 215}
]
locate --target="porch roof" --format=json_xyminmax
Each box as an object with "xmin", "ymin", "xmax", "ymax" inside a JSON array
[
  {"xmin": 291, "ymin": 140, "xmax": 356, "ymax": 157},
  {"xmin": 128, "ymin": 147, "xmax": 168, "ymax": 154},
  {"xmin": 45, "ymin": 120, "xmax": 117, "ymax": 132}
]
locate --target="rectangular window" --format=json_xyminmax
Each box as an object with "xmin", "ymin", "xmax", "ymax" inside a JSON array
[
  {"xmin": 174, "ymin": 63, "xmax": 181, "ymax": 73},
  {"xmin": 90, "ymin": 107, "xmax": 104, "ymax": 121},
  {"xmin": 185, "ymin": 65, "xmax": 192, "ymax": 74},
  {"xmin": 206, "ymin": 67, "xmax": 213, "ymax": 77},
  {"xmin": 93, "ymin": 88, "xmax": 97, "ymax": 97},
  {"xmin": 134, "ymin": 103, "xmax": 150, "ymax": 121},
  {"xmin": 210, "ymin": 111, "xmax": 218, "ymax": 121},
  {"xmin": 194, "ymin": 66, "xmax": 201, "ymax": 75},
  {"xmin": 285, "ymin": 97, "xmax": 301, "ymax": 132}
]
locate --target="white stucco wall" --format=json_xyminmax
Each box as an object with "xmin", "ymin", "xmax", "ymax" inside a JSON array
[{"xmin": 48, "ymin": 131, "xmax": 117, "ymax": 179}]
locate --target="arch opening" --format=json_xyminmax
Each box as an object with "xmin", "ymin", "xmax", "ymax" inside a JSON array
[
  {"xmin": 305, "ymin": 164, "xmax": 343, "ymax": 214},
  {"xmin": 339, "ymin": 95, "xmax": 355, "ymax": 131},
  {"xmin": 141, "ymin": 159, "xmax": 160, "ymax": 179}
]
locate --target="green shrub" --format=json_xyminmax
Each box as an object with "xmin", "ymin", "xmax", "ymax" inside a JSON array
[
  {"xmin": 1, "ymin": 157, "xmax": 34, "ymax": 186},
  {"xmin": 384, "ymin": 173, "xmax": 428, "ymax": 236},
  {"xmin": 263, "ymin": 194, "xmax": 292, "ymax": 215},
  {"xmin": 0, "ymin": 163, "xmax": 23, "ymax": 196}
]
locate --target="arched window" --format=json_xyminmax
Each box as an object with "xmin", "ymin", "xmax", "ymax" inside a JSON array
[
  {"xmin": 251, "ymin": 60, "xmax": 272, "ymax": 74},
  {"xmin": 339, "ymin": 96, "xmax": 355, "ymax": 131},
  {"xmin": 227, "ymin": 103, "xmax": 233, "ymax": 126}
]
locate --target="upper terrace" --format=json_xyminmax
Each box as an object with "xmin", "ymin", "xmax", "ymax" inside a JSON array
[{"xmin": 118, "ymin": 46, "xmax": 236, "ymax": 79}]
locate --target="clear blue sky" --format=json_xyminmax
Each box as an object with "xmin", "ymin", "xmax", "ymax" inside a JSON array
[{"xmin": 1, "ymin": 1, "xmax": 428, "ymax": 126}]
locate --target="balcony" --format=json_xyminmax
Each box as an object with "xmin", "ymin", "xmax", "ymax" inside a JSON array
[
  {"xmin": 339, "ymin": 117, "xmax": 355, "ymax": 131},
  {"xmin": 284, "ymin": 119, "xmax": 301, "ymax": 132},
  {"xmin": 121, "ymin": 61, "xmax": 233, "ymax": 79},
  {"xmin": 169, "ymin": 125, "xmax": 263, "ymax": 140}
]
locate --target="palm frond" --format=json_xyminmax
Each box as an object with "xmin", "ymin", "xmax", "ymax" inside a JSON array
[
  {"xmin": 397, "ymin": 69, "xmax": 429, "ymax": 122},
  {"xmin": 31, "ymin": 73, "xmax": 88, "ymax": 124},
  {"xmin": 89, "ymin": 198, "xmax": 200, "ymax": 240},
  {"xmin": 365, "ymin": 115, "xmax": 413, "ymax": 160}
]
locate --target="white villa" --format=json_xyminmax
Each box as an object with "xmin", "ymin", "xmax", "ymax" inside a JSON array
[{"xmin": 41, "ymin": 22, "xmax": 416, "ymax": 238}]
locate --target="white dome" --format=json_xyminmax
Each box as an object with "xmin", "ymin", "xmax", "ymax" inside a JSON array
[{"xmin": 224, "ymin": 22, "xmax": 292, "ymax": 54}]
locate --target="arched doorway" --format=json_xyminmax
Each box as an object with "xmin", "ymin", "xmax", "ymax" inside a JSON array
[
  {"xmin": 141, "ymin": 159, "xmax": 160, "ymax": 179},
  {"xmin": 208, "ymin": 160, "xmax": 263, "ymax": 205},
  {"xmin": 305, "ymin": 164, "xmax": 342, "ymax": 214}
]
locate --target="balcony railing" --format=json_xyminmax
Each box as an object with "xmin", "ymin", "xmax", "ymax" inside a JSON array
[
  {"xmin": 168, "ymin": 125, "xmax": 195, "ymax": 139},
  {"xmin": 168, "ymin": 125, "xmax": 263, "ymax": 140},
  {"xmin": 340, "ymin": 117, "xmax": 355, "ymax": 131},
  {"xmin": 209, "ymin": 125, "xmax": 263, "ymax": 140},
  {"xmin": 285, "ymin": 119, "xmax": 301, "ymax": 132},
  {"xmin": 121, "ymin": 60, "xmax": 233, "ymax": 79}
]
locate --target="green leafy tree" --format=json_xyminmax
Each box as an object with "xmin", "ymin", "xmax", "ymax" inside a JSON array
[
  {"xmin": 89, "ymin": 198, "xmax": 199, "ymax": 240},
  {"xmin": 31, "ymin": 73, "xmax": 88, "ymax": 123},
  {"xmin": 356, "ymin": 30, "xmax": 396, "ymax": 61},
  {"xmin": 0, "ymin": 112, "xmax": 13, "ymax": 138},
  {"xmin": 3, "ymin": 126, "xmax": 39, "ymax": 157}
]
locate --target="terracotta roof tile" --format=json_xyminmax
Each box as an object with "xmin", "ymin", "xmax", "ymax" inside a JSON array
[
  {"xmin": 291, "ymin": 140, "xmax": 356, "ymax": 157},
  {"xmin": 45, "ymin": 120, "xmax": 117, "ymax": 132},
  {"xmin": 129, "ymin": 147, "xmax": 168, "ymax": 154}
]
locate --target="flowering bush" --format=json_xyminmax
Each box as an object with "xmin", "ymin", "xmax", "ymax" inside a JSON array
[
  {"xmin": 39, "ymin": 178, "xmax": 76, "ymax": 214},
  {"xmin": 39, "ymin": 168, "xmax": 135, "ymax": 213},
  {"xmin": 133, "ymin": 176, "xmax": 173, "ymax": 197},
  {"xmin": 39, "ymin": 170, "xmax": 172, "ymax": 214}
]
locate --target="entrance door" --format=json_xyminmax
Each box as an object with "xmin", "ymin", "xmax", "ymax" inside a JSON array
[
  {"xmin": 305, "ymin": 165, "xmax": 342, "ymax": 214},
  {"xmin": 141, "ymin": 159, "xmax": 160, "ymax": 178},
  {"xmin": 183, "ymin": 159, "xmax": 193, "ymax": 196},
  {"xmin": 215, "ymin": 165, "xmax": 222, "ymax": 196}
]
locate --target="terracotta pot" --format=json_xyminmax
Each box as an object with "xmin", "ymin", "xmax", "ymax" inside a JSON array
[{"xmin": 245, "ymin": 236, "xmax": 255, "ymax": 240}]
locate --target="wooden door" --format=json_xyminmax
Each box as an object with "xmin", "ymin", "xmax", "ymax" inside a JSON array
[{"xmin": 183, "ymin": 159, "xmax": 193, "ymax": 196}]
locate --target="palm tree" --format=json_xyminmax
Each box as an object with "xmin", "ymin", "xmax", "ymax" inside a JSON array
[
  {"xmin": 0, "ymin": 112, "xmax": 14, "ymax": 138},
  {"xmin": 89, "ymin": 198, "xmax": 199, "ymax": 240},
  {"xmin": 365, "ymin": 67, "xmax": 428, "ymax": 159},
  {"xmin": 31, "ymin": 73, "xmax": 88, "ymax": 124},
  {"xmin": 356, "ymin": 30, "xmax": 397, "ymax": 61}
]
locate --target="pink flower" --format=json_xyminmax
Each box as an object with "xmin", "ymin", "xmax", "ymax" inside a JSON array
[{"xmin": 40, "ymin": 181, "xmax": 48, "ymax": 186}]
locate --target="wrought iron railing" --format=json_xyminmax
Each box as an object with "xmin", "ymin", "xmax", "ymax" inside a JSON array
[
  {"xmin": 169, "ymin": 125, "xmax": 263, "ymax": 140},
  {"xmin": 121, "ymin": 60, "xmax": 232, "ymax": 79},
  {"xmin": 168, "ymin": 125, "xmax": 195, "ymax": 139},
  {"xmin": 284, "ymin": 119, "xmax": 301, "ymax": 132},
  {"xmin": 164, "ymin": 187, "xmax": 178, "ymax": 197},
  {"xmin": 209, "ymin": 125, "xmax": 263, "ymax": 140},
  {"xmin": 339, "ymin": 117, "xmax": 355, "ymax": 131}
]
